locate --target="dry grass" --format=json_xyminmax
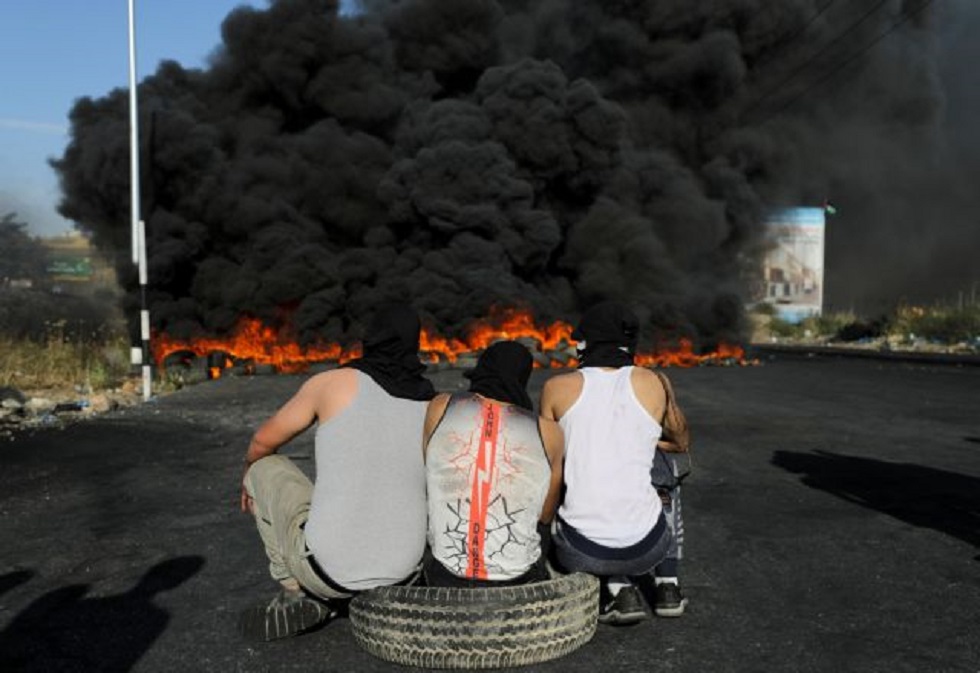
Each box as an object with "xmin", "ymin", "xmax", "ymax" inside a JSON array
[
  {"xmin": 753, "ymin": 300, "xmax": 980, "ymax": 349},
  {"xmin": 0, "ymin": 327, "xmax": 132, "ymax": 392},
  {"xmin": 0, "ymin": 287, "xmax": 134, "ymax": 394},
  {"xmin": 889, "ymin": 303, "xmax": 980, "ymax": 344}
]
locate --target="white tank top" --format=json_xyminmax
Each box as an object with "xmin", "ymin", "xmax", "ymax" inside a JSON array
[
  {"xmin": 426, "ymin": 394, "xmax": 551, "ymax": 581},
  {"xmin": 557, "ymin": 367, "xmax": 663, "ymax": 547}
]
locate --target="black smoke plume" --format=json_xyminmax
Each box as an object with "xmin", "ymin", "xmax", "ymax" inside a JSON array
[{"xmin": 53, "ymin": 0, "xmax": 971, "ymax": 348}]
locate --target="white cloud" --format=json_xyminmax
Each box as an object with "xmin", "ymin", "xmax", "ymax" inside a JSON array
[{"xmin": 0, "ymin": 118, "xmax": 68, "ymax": 136}]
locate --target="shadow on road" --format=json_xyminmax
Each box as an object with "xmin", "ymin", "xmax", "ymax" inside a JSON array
[
  {"xmin": 0, "ymin": 556, "xmax": 205, "ymax": 672},
  {"xmin": 0, "ymin": 570, "xmax": 34, "ymax": 600},
  {"xmin": 772, "ymin": 450, "xmax": 980, "ymax": 559}
]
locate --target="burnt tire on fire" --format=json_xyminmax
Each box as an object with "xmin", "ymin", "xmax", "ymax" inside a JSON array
[{"xmin": 348, "ymin": 572, "xmax": 599, "ymax": 669}]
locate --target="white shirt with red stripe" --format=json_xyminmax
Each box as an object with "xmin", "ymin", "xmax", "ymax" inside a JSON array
[{"xmin": 426, "ymin": 394, "xmax": 550, "ymax": 581}]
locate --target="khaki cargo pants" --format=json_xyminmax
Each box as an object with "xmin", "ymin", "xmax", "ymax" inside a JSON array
[{"xmin": 242, "ymin": 455, "xmax": 352, "ymax": 601}]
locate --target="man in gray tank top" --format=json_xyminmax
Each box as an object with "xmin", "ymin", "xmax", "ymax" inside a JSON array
[{"xmin": 238, "ymin": 305, "xmax": 435, "ymax": 642}]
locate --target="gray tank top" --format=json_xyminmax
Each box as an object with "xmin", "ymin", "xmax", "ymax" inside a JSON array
[
  {"xmin": 305, "ymin": 372, "xmax": 428, "ymax": 590},
  {"xmin": 426, "ymin": 394, "xmax": 551, "ymax": 581}
]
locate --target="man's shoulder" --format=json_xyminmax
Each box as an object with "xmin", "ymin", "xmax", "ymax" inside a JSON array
[
  {"xmin": 313, "ymin": 366, "xmax": 358, "ymax": 378},
  {"xmin": 426, "ymin": 392, "xmax": 452, "ymax": 412},
  {"xmin": 299, "ymin": 367, "xmax": 359, "ymax": 406},
  {"xmin": 541, "ymin": 372, "xmax": 583, "ymax": 417},
  {"xmin": 629, "ymin": 367, "xmax": 668, "ymax": 415},
  {"xmin": 543, "ymin": 370, "xmax": 582, "ymax": 389},
  {"xmin": 632, "ymin": 366, "xmax": 671, "ymax": 397},
  {"xmin": 307, "ymin": 366, "xmax": 358, "ymax": 387},
  {"xmin": 630, "ymin": 365, "xmax": 664, "ymax": 387}
]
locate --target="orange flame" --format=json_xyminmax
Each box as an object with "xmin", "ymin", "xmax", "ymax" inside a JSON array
[
  {"xmin": 154, "ymin": 308, "xmax": 748, "ymax": 377},
  {"xmin": 153, "ymin": 317, "xmax": 362, "ymax": 376},
  {"xmin": 420, "ymin": 307, "xmax": 575, "ymax": 363},
  {"xmin": 635, "ymin": 338, "xmax": 746, "ymax": 368}
]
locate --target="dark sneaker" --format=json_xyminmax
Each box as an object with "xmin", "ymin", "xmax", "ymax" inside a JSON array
[
  {"xmin": 598, "ymin": 584, "xmax": 648, "ymax": 626},
  {"xmin": 238, "ymin": 589, "xmax": 336, "ymax": 642},
  {"xmin": 653, "ymin": 582, "xmax": 689, "ymax": 617}
]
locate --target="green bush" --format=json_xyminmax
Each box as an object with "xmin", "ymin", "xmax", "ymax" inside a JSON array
[
  {"xmin": 807, "ymin": 312, "xmax": 858, "ymax": 337},
  {"xmin": 908, "ymin": 308, "xmax": 980, "ymax": 343},
  {"xmin": 887, "ymin": 303, "xmax": 980, "ymax": 343},
  {"xmin": 769, "ymin": 317, "xmax": 803, "ymax": 338}
]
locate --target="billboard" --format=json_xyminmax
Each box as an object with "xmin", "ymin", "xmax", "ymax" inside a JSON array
[{"xmin": 755, "ymin": 207, "xmax": 825, "ymax": 324}]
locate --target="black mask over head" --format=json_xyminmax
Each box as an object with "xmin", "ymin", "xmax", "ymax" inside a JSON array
[
  {"xmin": 343, "ymin": 304, "xmax": 436, "ymax": 401},
  {"xmin": 464, "ymin": 341, "xmax": 534, "ymax": 410},
  {"xmin": 572, "ymin": 301, "xmax": 639, "ymax": 369}
]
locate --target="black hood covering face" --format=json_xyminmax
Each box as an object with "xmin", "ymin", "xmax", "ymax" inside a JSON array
[
  {"xmin": 342, "ymin": 304, "xmax": 436, "ymax": 401},
  {"xmin": 464, "ymin": 341, "xmax": 534, "ymax": 411},
  {"xmin": 573, "ymin": 301, "xmax": 638, "ymax": 369}
]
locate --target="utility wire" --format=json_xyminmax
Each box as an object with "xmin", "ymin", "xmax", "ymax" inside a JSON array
[
  {"xmin": 756, "ymin": 0, "xmax": 938, "ymax": 124},
  {"xmin": 741, "ymin": 0, "xmax": 891, "ymax": 120},
  {"xmin": 762, "ymin": 0, "xmax": 840, "ymax": 60}
]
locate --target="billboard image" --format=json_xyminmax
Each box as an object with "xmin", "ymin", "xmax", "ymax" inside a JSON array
[{"xmin": 756, "ymin": 207, "xmax": 826, "ymax": 323}]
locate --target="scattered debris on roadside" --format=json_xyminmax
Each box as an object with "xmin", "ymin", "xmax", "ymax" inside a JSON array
[{"xmin": 0, "ymin": 380, "xmax": 144, "ymax": 440}]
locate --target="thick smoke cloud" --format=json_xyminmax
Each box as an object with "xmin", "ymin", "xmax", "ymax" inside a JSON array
[{"xmin": 53, "ymin": 0, "xmax": 972, "ymax": 348}]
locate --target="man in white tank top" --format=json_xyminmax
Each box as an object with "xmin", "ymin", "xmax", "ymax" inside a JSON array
[
  {"xmin": 238, "ymin": 305, "xmax": 435, "ymax": 642},
  {"xmin": 540, "ymin": 302, "xmax": 691, "ymax": 624}
]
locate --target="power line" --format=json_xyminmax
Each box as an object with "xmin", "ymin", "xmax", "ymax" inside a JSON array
[
  {"xmin": 763, "ymin": 0, "xmax": 840, "ymax": 59},
  {"xmin": 756, "ymin": 0, "xmax": 939, "ymax": 124},
  {"xmin": 741, "ymin": 0, "xmax": 891, "ymax": 120}
]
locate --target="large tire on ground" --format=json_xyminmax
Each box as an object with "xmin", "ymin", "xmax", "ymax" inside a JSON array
[{"xmin": 349, "ymin": 572, "xmax": 599, "ymax": 669}]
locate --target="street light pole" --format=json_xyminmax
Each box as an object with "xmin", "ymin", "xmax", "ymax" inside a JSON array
[
  {"xmin": 127, "ymin": 0, "xmax": 152, "ymax": 401},
  {"xmin": 127, "ymin": 0, "xmax": 140, "ymax": 266}
]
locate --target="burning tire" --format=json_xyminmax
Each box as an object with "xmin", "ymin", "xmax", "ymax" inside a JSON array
[{"xmin": 348, "ymin": 572, "xmax": 599, "ymax": 669}]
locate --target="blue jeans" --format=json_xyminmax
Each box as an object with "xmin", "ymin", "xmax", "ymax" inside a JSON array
[
  {"xmin": 652, "ymin": 451, "xmax": 687, "ymax": 577},
  {"xmin": 553, "ymin": 450, "xmax": 687, "ymax": 578},
  {"xmin": 553, "ymin": 513, "xmax": 672, "ymax": 577}
]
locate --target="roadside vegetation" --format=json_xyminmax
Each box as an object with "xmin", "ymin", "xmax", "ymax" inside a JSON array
[
  {"xmin": 0, "ymin": 293, "xmax": 132, "ymax": 392},
  {"xmin": 0, "ymin": 212, "xmax": 132, "ymax": 393},
  {"xmin": 752, "ymin": 298, "xmax": 980, "ymax": 352}
]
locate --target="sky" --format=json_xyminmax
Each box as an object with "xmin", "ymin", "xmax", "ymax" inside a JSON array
[{"xmin": 0, "ymin": 1, "xmax": 355, "ymax": 237}]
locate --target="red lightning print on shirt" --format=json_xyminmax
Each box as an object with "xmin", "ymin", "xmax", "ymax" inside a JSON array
[{"xmin": 466, "ymin": 401, "xmax": 501, "ymax": 579}]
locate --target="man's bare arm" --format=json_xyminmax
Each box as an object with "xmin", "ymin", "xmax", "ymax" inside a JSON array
[
  {"xmin": 245, "ymin": 382, "xmax": 319, "ymax": 462},
  {"xmin": 538, "ymin": 417, "xmax": 565, "ymax": 524},
  {"xmin": 539, "ymin": 373, "xmax": 581, "ymax": 422},
  {"xmin": 539, "ymin": 378, "xmax": 560, "ymax": 422},
  {"xmin": 422, "ymin": 394, "xmax": 451, "ymax": 460},
  {"xmin": 654, "ymin": 371, "xmax": 690, "ymax": 453},
  {"xmin": 240, "ymin": 377, "xmax": 321, "ymax": 511}
]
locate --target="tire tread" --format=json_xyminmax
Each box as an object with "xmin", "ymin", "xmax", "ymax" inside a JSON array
[{"xmin": 349, "ymin": 573, "xmax": 599, "ymax": 669}]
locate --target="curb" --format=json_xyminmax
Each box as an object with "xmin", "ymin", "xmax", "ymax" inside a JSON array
[{"xmin": 749, "ymin": 343, "xmax": 980, "ymax": 367}]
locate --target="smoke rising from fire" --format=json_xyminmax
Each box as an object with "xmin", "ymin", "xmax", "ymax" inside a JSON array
[{"xmin": 53, "ymin": 0, "xmax": 972, "ymax": 347}]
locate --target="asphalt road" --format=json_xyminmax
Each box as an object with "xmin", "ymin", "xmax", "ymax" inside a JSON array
[{"xmin": 1, "ymin": 354, "xmax": 978, "ymax": 672}]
